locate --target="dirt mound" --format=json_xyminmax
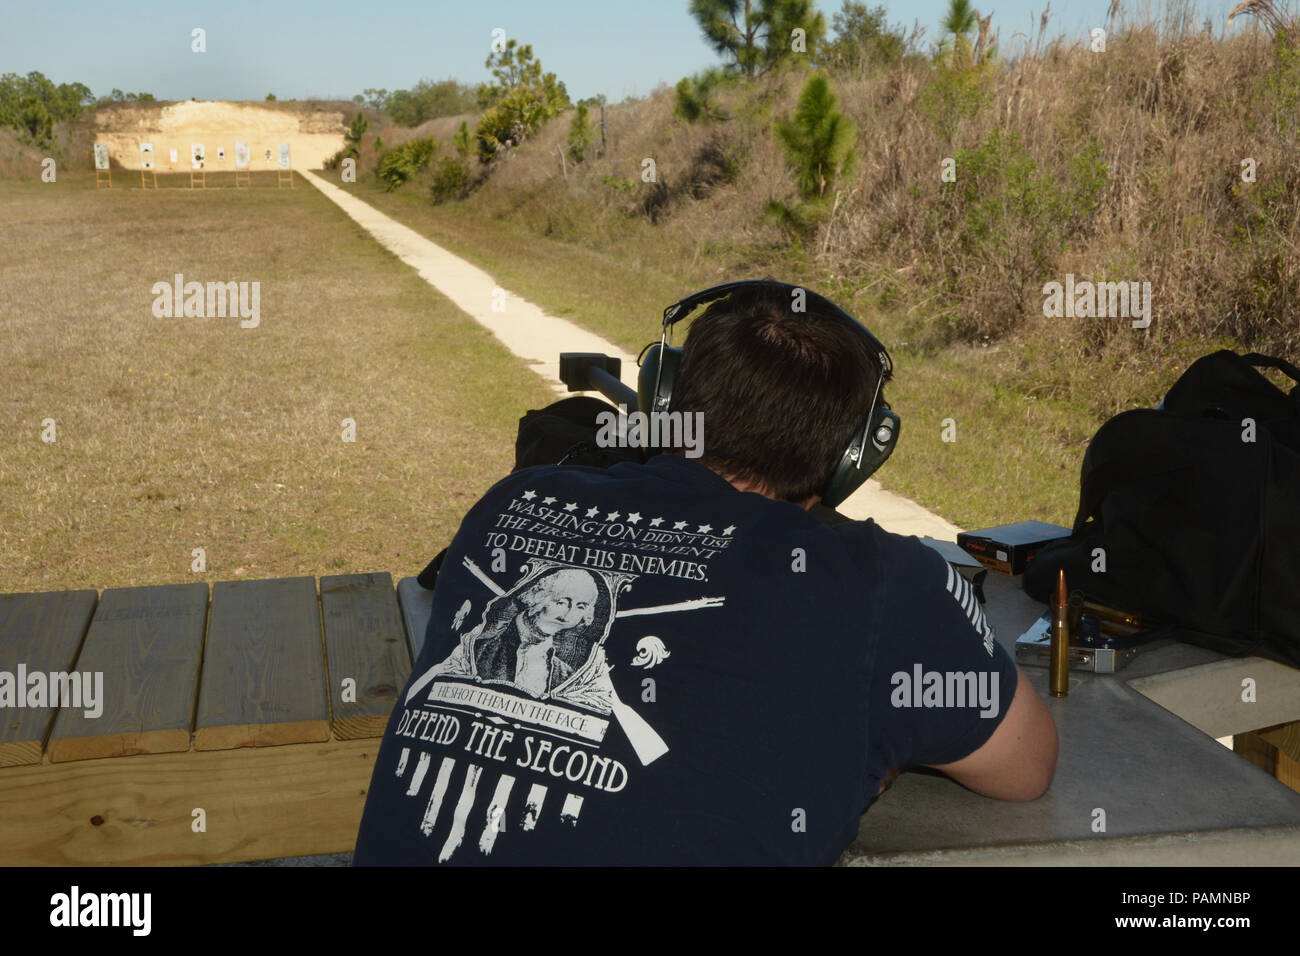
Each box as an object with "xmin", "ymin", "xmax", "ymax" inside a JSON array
[{"xmin": 90, "ymin": 100, "xmax": 347, "ymax": 170}]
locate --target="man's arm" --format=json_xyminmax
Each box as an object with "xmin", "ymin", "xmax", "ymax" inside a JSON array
[
  {"xmin": 861, "ymin": 526, "xmax": 1059, "ymax": 803},
  {"xmin": 925, "ymin": 663, "xmax": 1058, "ymax": 801}
]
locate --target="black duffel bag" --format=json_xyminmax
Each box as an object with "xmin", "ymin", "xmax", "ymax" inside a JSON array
[{"xmin": 1025, "ymin": 350, "xmax": 1300, "ymax": 668}]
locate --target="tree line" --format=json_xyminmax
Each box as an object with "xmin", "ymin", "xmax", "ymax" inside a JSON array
[{"xmin": 0, "ymin": 71, "xmax": 160, "ymax": 147}]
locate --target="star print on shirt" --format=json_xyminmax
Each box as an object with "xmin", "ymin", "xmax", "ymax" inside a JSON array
[
  {"xmin": 586, "ymin": 506, "xmax": 600, "ymax": 518},
  {"xmin": 722, "ymin": 525, "xmax": 736, "ymax": 536},
  {"xmin": 649, "ymin": 517, "xmax": 663, "ymax": 527},
  {"xmin": 697, "ymin": 524, "xmax": 712, "ymax": 533},
  {"xmin": 673, "ymin": 521, "xmax": 687, "ymax": 530},
  {"xmin": 522, "ymin": 490, "xmax": 537, "ymax": 500},
  {"xmin": 606, "ymin": 512, "xmax": 621, "ymax": 522},
  {"xmin": 563, "ymin": 502, "xmax": 578, "ymax": 512},
  {"xmin": 626, "ymin": 513, "xmax": 642, "ymax": 524},
  {"xmin": 543, "ymin": 496, "xmax": 556, "ymax": 505}
]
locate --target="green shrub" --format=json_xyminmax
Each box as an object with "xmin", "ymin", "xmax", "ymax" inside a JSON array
[
  {"xmin": 821, "ymin": 2, "xmax": 906, "ymax": 73},
  {"xmin": 375, "ymin": 137, "xmax": 436, "ymax": 191},
  {"xmin": 1252, "ymin": 37, "xmax": 1300, "ymax": 142},
  {"xmin": 601, "ymin": 174, "xmax": 637, "ymax": 197},
  {"xmin": 476, "ymin": 82, "xmax": 567, "ymax": 162},
  {"xmin": 673, "ymin": 70, "xmax": 729, "ymax": 123},
  {"xmin": 384, "ymin": 79, "xmax": 477, "ymax": 127},
  {"xmin": 474, "ymin": 39, "xmax": 570, "ymax": 161},
  {"xmin": 924, "ymin": 129, "xmax": 1108, "ymax": 339},
  {"xmin": 944, "ymin": 131, "xmax": 1105, "ymax": 258},
  {"xmin": 916, "ymin": 65, "xmax": 992, "ymax": 142},
  {"xmin": 17, "ymin": 98, "xmax": 52, "ymax": 145},
  {"xmin": 429, "ymin": 156, "xmax": 471, "ymax": 204}
]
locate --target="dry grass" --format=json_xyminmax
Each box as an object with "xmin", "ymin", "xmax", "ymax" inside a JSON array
[{"xmin": 0, "ymin": 174, "xmax": 553, "ymax": 592}]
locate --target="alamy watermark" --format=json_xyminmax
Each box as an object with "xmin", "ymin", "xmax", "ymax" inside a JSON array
[
  {"xmin": 50, "ymin": 886, "xmax": 150, "ymax": 935},
  {"xmin": 594, "ymin": 404, "xmax": 704, "ymax": 458},
  {"xmin": 890, "ymin": 665, "xmax": 1000, "ymax": 719},
  {"xmin": 1042, "ymin": 274, "xmax": 1151, "ymax": 328},
  {"xmin": 151, "ymin": 273, "xmax": 260, "ymax": 328},
  {"xmin": 0, "ymin": 665, "xmax": 103, "ymax": 718}
]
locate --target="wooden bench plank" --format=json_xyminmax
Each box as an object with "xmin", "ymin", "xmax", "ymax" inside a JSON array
[
  {"xmin": 321, "ymin": 573, "xmax": 410, "ymax": 739},
  {"xmin": 0, "ymin": 737, "xmax": 377, "ymax": 865},
  {"xmin": 0, "ymin": 590, "xmax": 98, "ymax": 767},
  {"xmin": 47, "ymin": 583, "xmax": 208, "ymax": 763},
  {"xmin": 195, "ymin": 577, "xmax": 328, "ymax": 751}
]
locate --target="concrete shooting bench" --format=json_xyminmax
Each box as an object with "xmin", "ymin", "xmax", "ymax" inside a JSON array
[
  {"xmin": 2, "ymin": 566, "xmax": 1299, "ymax": 865},
  {"xmin": 848, "ymin": 568, "xmax": 1300, "ymax": 865}
]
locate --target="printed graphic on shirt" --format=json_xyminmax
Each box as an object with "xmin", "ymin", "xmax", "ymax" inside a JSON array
[
  {"xmin": 392, "ymin": 488, "xmax": 737, "ymax": 861},
  {"xmin": 425, "ymin": 563, "xmax": 623, "ymax": 716},
  {"xmin": 944, "ymin": 562, "xmax": 996, "ymax": 656}
]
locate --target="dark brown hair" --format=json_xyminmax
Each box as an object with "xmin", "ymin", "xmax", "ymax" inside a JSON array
[{"xmin": 667, "ymin": 285, "xmax": 885, "ymax": 502}]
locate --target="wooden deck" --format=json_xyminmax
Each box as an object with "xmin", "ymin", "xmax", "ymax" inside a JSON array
[{"xmin": 0, "ymin": 573, "xmax": 424, "ymax": 865}]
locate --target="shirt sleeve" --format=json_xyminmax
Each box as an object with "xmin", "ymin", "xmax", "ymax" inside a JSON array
[{"xmin": 868, "ymin": 531, "xmax": 1020, "ymax": 771}]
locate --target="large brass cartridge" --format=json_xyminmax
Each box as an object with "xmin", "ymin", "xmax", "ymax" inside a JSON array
[
  {"xmin": 1080, "ymin": 600, "xmax": 1143, "ymax": 629},
  {"xmin": 1049, "ymin": 569, "xmax": 1070, "ymax": 697}
]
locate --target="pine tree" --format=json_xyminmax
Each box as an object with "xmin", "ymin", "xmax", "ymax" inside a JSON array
[
  {"xmin": 567, "ymin": 102, "xmax": 594, "ymax": 163},
  {"xmin": 474, "ymin": 38, "xmax": 570, "ymax": 161},
  {"xmin": 774, "ymin": 72, "xmax": 856, "ymax": 201},
  {"xmin": 938, "ymin": 0, "xmax": 979, "ymax": 68},
  {"xmin": 689, "ymin": 0, "xmax": 826, "ymax": 78},
  {"xmin": 453, "ymin": 121, "xmax": 473, "ymax": 159},
  {"xmin": 344, "ymin": 111, "xmax": 368, "ymax": 156}
]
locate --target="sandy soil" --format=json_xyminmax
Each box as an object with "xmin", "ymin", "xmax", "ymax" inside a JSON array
[{"xmin": 91, "ymin": 100, "xmax": 347, "ymax": 171}]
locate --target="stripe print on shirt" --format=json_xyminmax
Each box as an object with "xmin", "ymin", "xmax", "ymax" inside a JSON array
[
  {"xmin": 944, "ymin": 563, "xmax": 997, "ymax": 657},
  {"xmin": 395, "ymin": 746, "xmax": 584, "ymax": 862}
]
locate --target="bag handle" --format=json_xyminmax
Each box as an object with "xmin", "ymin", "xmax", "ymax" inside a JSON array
[{"xmin": 1241, "ymin": 352, "xmax": 1300, "ymax": 388}]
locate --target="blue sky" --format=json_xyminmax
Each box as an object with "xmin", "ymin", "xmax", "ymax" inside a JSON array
[{"xmin": 1, "ymin": 0, "xmax": 1258, "ymax": 104}]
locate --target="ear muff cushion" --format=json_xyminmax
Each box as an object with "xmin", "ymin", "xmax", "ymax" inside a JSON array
[
  {"xmin": 821, "ymin": 408, "xmax": 900, "ymax": 508},
  {"xmin": 637, "ymin": 344, "xmax": 681, "ymax": 414}
]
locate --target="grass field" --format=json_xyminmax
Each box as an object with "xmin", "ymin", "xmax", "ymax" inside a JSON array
[{"xmin": 0, "ymin": 173, "xmax": 553, "ymax": 593}]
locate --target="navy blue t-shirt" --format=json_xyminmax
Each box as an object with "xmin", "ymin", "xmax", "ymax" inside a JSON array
[{"xmin": 353, "ymin": 453, "xmax": 1017, "ymax": 866}]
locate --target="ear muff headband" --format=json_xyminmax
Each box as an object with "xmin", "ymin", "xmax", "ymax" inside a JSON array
[
  {"xmin": 661, "ymin": 280, "xmax": 892, "ymax": 370},
  {"xmin": 638, "ymin": 280, "xmax": 899, "ymax": 506}
]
